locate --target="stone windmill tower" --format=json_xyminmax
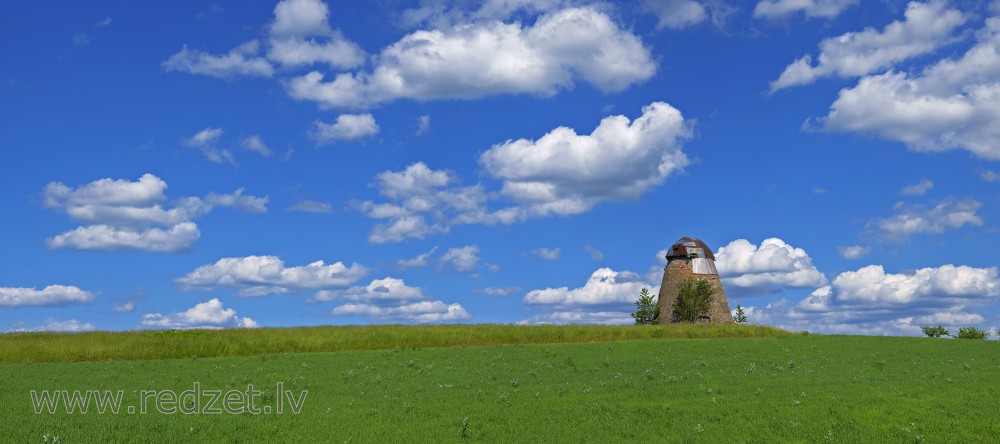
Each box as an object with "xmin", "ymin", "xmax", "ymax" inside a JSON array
[{"xmin": 656, "ymin": 237, "xmax": 734, "ymax": 324}]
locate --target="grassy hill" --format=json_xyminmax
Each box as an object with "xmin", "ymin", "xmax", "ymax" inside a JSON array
[{"xmin": 2, "ymin": 325, "xmax": 997, "ymax": 442}]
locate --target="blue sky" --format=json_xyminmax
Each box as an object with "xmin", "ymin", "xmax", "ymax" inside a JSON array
[{"xmin": 2, "ymin": 0, "xmax": 1000, "ymax": 335}]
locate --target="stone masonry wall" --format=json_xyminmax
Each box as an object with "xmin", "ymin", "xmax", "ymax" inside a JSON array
[{"xmin": 656, "ymin": 259, "xmax": 734, "ymax": 324}]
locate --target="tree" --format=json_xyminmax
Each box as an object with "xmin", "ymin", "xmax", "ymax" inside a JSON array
[
  {"xmin": 631, "ymin": 288, "xmax": 659, "ymax": 325},
  {"xmin": 733, "ymin": 305, "xmax": 747, "ymax": 324},
  {"xmin": 956, "ymin": 326, "xmax": 988, "ymax": 340},
  {"xmin": 672, "ymin": 277, "xmax": 715, "ymax": 323},
  {"xmin": 920, "ymin": 325, "xmax": 949, "ymax": 338}
]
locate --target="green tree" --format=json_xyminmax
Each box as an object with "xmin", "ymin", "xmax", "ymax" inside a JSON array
[
  {"xmin": 920, "ymin": 325, "xmax": 949, "ymax": 338},
  {"xmin": 956, "ymin": 326, "xmax": 988, "ymax": 340},
  {"xmin": 672, "ymin": 278, "xmax": 715, "ymax": 323},
  {"xmin": 733, "ymin": 305, "xmax": 747, "ymax": 323},
  {"xmin": 631, "ymin": 288, "xmax": 659, "ymax": 325}
]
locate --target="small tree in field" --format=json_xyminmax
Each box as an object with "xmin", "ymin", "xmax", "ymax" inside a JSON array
[
  {"xmin": 956, "ymin": 326, "xmax": 988, "ymax": 340},
  {"xmin": 631, "ymin": 288, "xmax": 659, "ymax": 325},
  {"xmin": 672, "ymin": 278, "xmax": 715, "ymax": 322},
  {"xmin": 733, "ymin": 305, "xmax": 747, "ymax": 324},
  {"xmin": 920, "ymin": 325, "xmax": 949, "ymax": 338}
]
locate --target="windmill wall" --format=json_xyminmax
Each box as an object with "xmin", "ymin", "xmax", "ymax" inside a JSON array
[{"xmin": 656, "ymin": 258, "xmax": 734, "ymax": 324}]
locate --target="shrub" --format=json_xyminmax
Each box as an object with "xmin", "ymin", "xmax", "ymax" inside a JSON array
[
  {"xmin": 733, "ymin": 305, "xmax": 747, "ymax": 324},
  {"xmin": 673, "ymin": 278, "xmax": 715, "ymax": 323},
  {"xmin": 631, "ymin": 288, "xmax": 659, "ymax": 325},
  {"xmin": 920, "ymin": 325, "xmax": 949, "ymax": 338},
  {"xmin": 955, "ymin": 326, "xmax": 988, "ymax": 340}
]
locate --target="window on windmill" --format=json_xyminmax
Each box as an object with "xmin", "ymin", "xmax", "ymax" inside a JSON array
[{"xmin": 686, "ymin": 248, "xmax": 703, "ymax": 258}]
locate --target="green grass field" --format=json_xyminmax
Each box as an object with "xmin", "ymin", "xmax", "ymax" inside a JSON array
[{"xmin": 2, "ymin": 325, "xmax": 999, "ymax": 442}]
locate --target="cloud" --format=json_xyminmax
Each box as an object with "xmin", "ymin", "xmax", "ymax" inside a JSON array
[
  {"xmin": 397, "ymin": 246, "xmax": 438, "ymax": 269},
  {"xmin": 141, "ymin": 298, "xmax": 258, "ymax": 329},
  {"xmin": 982, "ymin": 170, "xmax": 1000, "ymax": 182},
  {"xmin": 176, "ymin": 255, "xmax": 368, "ymax": 296},
  {"xmin": 440, "ymin": 245, "xmax": 480, "ymax": 272},
  {"xmin": 524, "ymin": 268, "xmax": 653, "ymax": 308},
  {"xmin": 355, "ymin": 162, "xmax": 484, "ymax": 243},
  {"xmin": 870, "ymin": 198, "xmax": 983, "ymax": 242},
  {"xmin": 285, "ymin": 6, "xmax": 655, "ymax": 108},
  {"xmin": 47, "ymin": 223, "xmax": 201, "ymax": 253},
  {"xmin": 0, "ymin": 285, "xmax": 95, "ymax": 307},
  {"xmin": 286, "ymin": 200, "xmax": 332, "ymax": 213},
  {"xmin": 332, "ymin": 301, "xmax": 471, "ymax": 323},
  {"xmin": 266, "ymin": 0, "xmax": 366, "ymax": 69},
  {"xmin": 309, "ymin": 114, "xmax": 380, "ymax": 144},
  {"xmin": 73, "ymin": 33, "xmax": 90, "ymax": 45},
  {"xmin": 770, "ymin": 1, "xmax": 966, "ymax": 91},
  {"xmin": 184, "ymin": 127, "xmax": 236, "ymax": 166},
  {"xmin": 745, "ymin": 263, "xmax": 1000, "ymax": 335},
  {"xmin": 43, "ymin": 174, "xmax": 267, "ymax": 252},
  {"xmin": 753, "ymin": 0, "xmax": 858, "ymax": 20},
  {"xmin": 321, "ymin": 277, "xmax": 470, "ymax": 323},
  {"xmin": 714, "ymin": 238, "xmax": 828, "ymax": 295},
  {"xmin": 313, "ymin": 277, "xmax": 424, "ymax": 302},
  {"xmin": 531, "ymin": 247, "xmax": 561, "ymax": 260},
  {"xmin": 95, "ymin": 17, "xmax": 113, "ymax": 27},
  {"xmin": 838, "ymin": 245, "xmax": 870, "ymax": 259},
  {"xmin": 112, "ymin": 300, "xmax": 137, "ymax": 313},
  {"xmin": 641, "ymin": 0, "xmax": 707, "ymax": 29},
  {"xmin": 269, "ymin": 0, "xmax": 336, "ymax": 37},
  {"xmin": 479, "ymin": 101, "xmax": 691, "ymax": 220},
  {"xmin": 267, "ymin": 33, "xmax": 366, "ymax": 69},
  {"xmin": 416, "ymin": 114, "xmax": 431, "ymax": 136},
  {"xmin": 820, "ymin": 16, "xmax": 1000, "ymax": 160},
  {"xmin": 163, "ymin": 40, "xmax": 274, "ymax": 79},
  {"xmin": 477, "ymin": 286, "xmax": 522, "ymax": 296},
  {"xmin": 240, "ymin": 135, "xmax": 272, "ymax": 157},
  {"xmin": 355, "ymin": 102, "xmax": 692, "ymax": 243},
  {"xmin": 584, "ymin": 245, "xmax": 604, "ymax": 261},
  {"xmin": 900, "ymin": 179, "xmax": 934, "ymax": 196},
  {"xmin": 520, "ymin": 310, "xmax": 634, "ymax": 325},
  {"xmin": 11, "ymin": 318, "xmax": 97, "ymax": 333}
]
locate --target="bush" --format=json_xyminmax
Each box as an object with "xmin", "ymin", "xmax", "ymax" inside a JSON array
[
  {"xmin": 631, "ymin": 288, "xmax": 659, "ymax": 325},
  {"xmin": 920, "ymin": 325, "xmax": 949, "ymax": 338},
  {"xmin": 955, "ymin": 326, "xmax": 988, "ymax": 340},
  {"xmin": 672, "ymin": 278, "xmax": 715, "ymax": 323},
  {"xmin": 733, "ymin": 305, "xmax": 747, "ymax": 324}
]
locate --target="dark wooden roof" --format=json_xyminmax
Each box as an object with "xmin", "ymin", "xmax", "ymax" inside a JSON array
[{"xmin": 666, "ymin": 237, "xmax": 715, "ymax": 260}]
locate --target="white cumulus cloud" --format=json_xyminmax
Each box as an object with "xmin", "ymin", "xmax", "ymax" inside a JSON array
[
  {"xmin": 285, "ymin": 6, "xmax": 655, "ymax": 108},
  {"xmin": 0, "ymin": 285, "xmax": 95, "ymax": 307},
  {"xmin": 754, "ymin": 0, "xmax": 858, "ymax": 20},
  {"xmin": 162, "ymin": 40, "xmax": 274, "ymax": 79},
  {"xmin": 309, "ymin": 113, "xmax": 380, "ymax": 145},
  {"xmin": 870, "ymin": 198, "xmax": 983, "ymax": 242},
  {"xmin": 43, "ymin": 174, "xmax": 266, "ymax": 252},
  {"xmin": 838, "ymin": 245, "xmax": 870, "ymax": 259},
  {"xmin": 713, "ymin": 238, "xmax": 827, "ymax": 295},
  {"xmin": 176, "ymin": 255, "xmax": 368, "ymax": 296},
  {"xmin": 641, "ymin": 0, "xmax": 707, "ymax": 29},
  {"xmin": 440, "ymin": 245, "xmax": 480, "ymax": 272},
  {"xmin": 770, "ymin": 1, "xmax": 966, "ymax": 91},
  {"xmin": 141, "ymin": 298, "xmax": 258, "ymax": 329},
  {"xmin": 479, "ymin": 101, "xmax": 691, "ymax": 220},
  {"xmin": 900, "ymin": 179, "xmax": 934, "ymax": 196},
  {"xmin": 524, "ymin": 268, "xmax": 653, "ymax": 308},
  {"xmin": 531, "ymin": 247, "xmax": 561, "ymax": 260},
  {"xmin": 820, "ymin": 15, "xmax": 1000, "ymax": 160},
  {"xmin": 321, "ymin": 277, "xmax": 471, "ymax": 323},
  {"xmin": 743, "ymin": 263, "xmax": 1000, "ymax": 336}
]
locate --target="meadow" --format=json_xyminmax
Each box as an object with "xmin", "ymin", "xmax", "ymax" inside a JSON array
[{"xmin": 2, "ymin": 325, "xmax": 999, "ymax": 442}]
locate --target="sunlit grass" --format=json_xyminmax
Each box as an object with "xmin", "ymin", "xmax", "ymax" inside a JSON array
[
  {"xmin": 0, "ymin": 323, "xmax": 789, "ymax": 363},
  {"xmin": 2, "ymin": 334, "xmax": 998, "ymax": 442}
]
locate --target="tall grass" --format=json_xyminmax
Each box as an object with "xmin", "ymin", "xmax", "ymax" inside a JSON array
[{"xmin": 0, "ymin": 323, "xmax": 788, "ymax": 363}]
